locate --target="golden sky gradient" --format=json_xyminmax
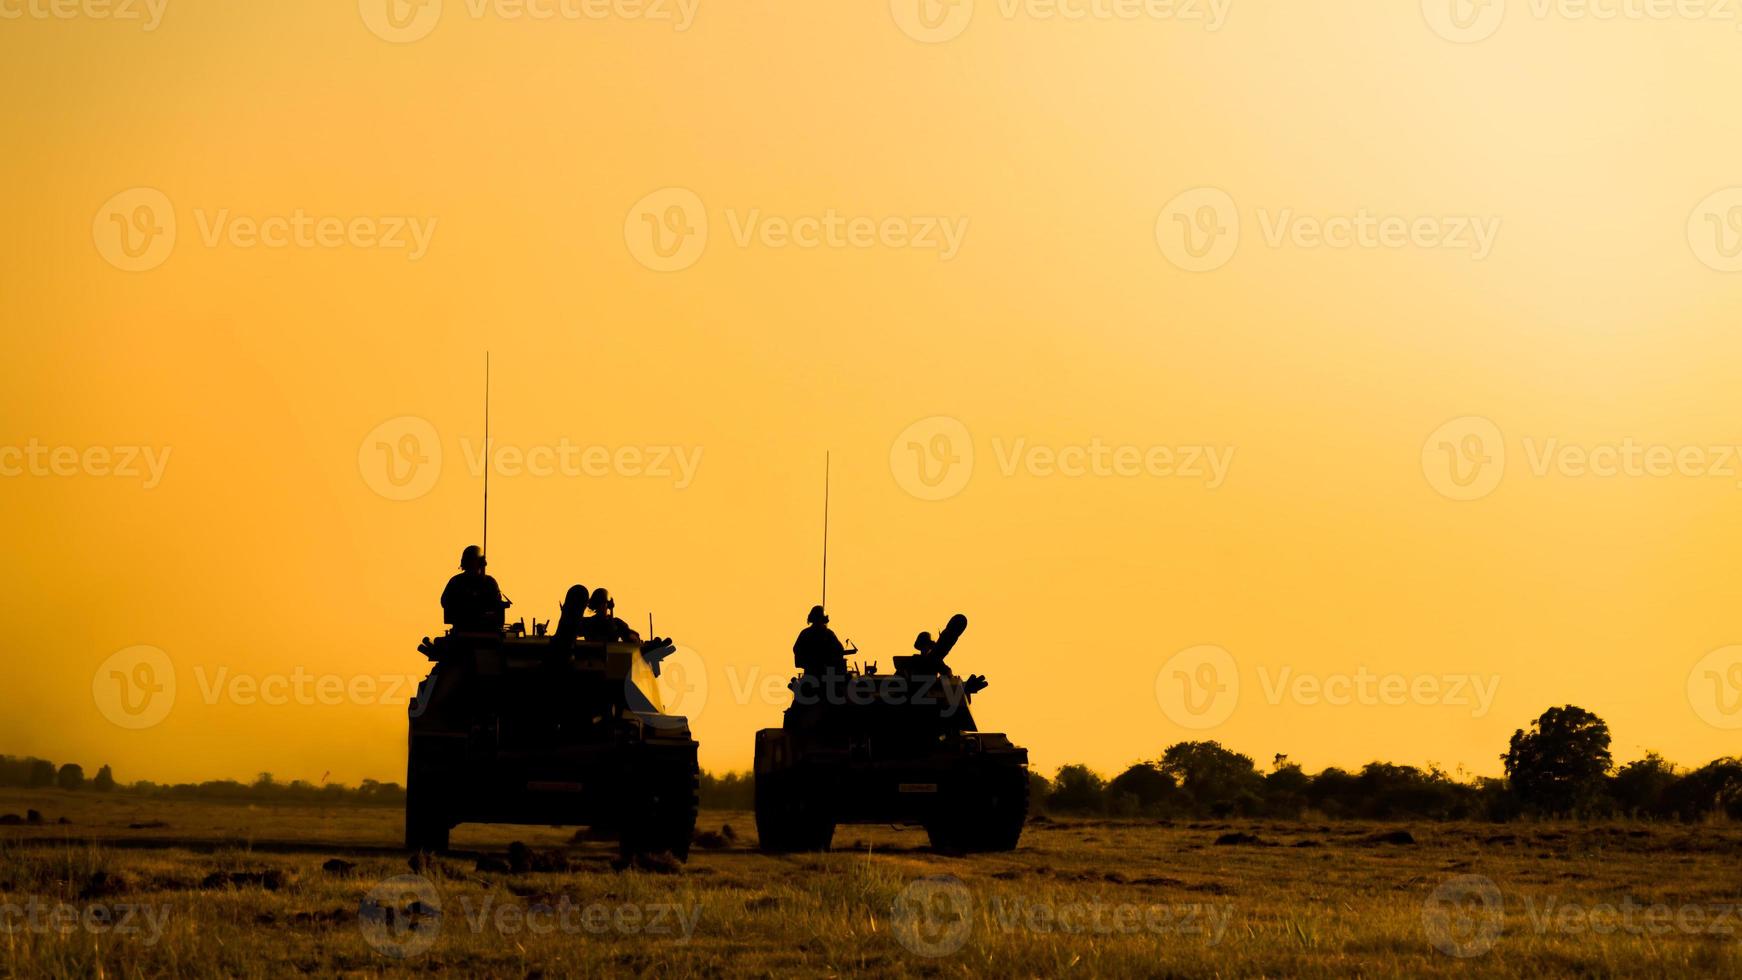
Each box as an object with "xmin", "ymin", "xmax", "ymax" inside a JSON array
[{"xmin": 3, "ymin": 0, "xmax": 1741, "ymax": 786}]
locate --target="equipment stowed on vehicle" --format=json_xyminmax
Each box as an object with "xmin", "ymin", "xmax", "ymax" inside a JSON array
[{"xmin": 405, "ymin": 621, "xmax": 700, "ymax": 858}]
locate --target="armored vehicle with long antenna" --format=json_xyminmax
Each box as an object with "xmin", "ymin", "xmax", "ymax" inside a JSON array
[
  {"xmin": 753, "ymin": 611, "xmax": 1029, "ymax": 852},
  {"xmin": 752, "ymin": 457, "xmax": 1029, "ymax": 852},
  {"xmin": 403, "ymin": 355, "xmax": 699, "ymax": 858}
]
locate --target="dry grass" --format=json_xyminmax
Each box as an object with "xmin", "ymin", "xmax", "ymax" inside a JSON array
[{"xmin": 1, "ymin": 789, "xmax": 1739, "ymax": 977}]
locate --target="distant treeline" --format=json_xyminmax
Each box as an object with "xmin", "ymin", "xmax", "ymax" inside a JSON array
[
  {"xmin": 0, "ymin": 755, "xmax": 751, "ymax": 812},
  {"xmin": 1020, "ymin": 750, "xmax": 1742, "ymax": 823},
  {"xmin": 0, "ymin": 756, "xmax": 406, "ymax": 807},
  {"xmin": 701, "ymin": 707, "xmax": 1742, "ymax": 823},
  {"xmin": 11, "ymin": 707, "xmax": 1739, "ymax": 821},
  {"xmin": 1014, "ymin": 706, "xmax": 1742, "ymax": 822},
  {"xmin": 695, "ymin": 752, "xmax": 1742, "ymax": 822}
]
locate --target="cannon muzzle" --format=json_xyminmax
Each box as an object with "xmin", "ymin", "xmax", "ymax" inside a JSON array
[{"xmin": 928, "ymin": 613, "xmax": 969, "ymax": 664}]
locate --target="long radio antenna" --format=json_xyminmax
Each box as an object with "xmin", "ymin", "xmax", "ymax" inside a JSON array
[
  {"xmin": 482, "ymin": 352, "xmax": 491, "ymax": 560},
  {"xmin": 821, "ymin": 451, "xmax": 830, "ymax": 611}
]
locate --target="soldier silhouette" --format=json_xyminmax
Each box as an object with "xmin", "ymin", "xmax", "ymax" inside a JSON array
[
  {"xmin": 551, "ymin": 584, "xmax": 591, "ymax": 648},
  {"xmin": 793, "ymin": 605, "xmax": 847, "ymax": 675},
  {"xmin": 441, "ymin": 545, "xmax": 510, "ymax": 632},
  {"xmin": 579, "ymin": 587, "xmax": 639, "ymax": 642}
]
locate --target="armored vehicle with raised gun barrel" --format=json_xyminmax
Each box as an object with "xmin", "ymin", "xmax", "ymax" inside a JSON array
[
  {"xmin": 406, "ymin": 627, "xmax": 699, "ymax": 859},
  {"xmin": 753, "ymin": 613, "xmax": 1029, "ymax": 852}
]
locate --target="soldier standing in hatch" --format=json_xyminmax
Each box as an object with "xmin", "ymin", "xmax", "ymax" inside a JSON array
[
  {"xmin": 551, "ymin": 584, "xmax": 590, "ymax": 648},
  {"xmin": 793, "ymin": 605, "xmax": 847, "ymax": 675},
  {"xmin": 579, "ymin": 587, "xmax": 639, "ymax": 642},
  {"xmin": 441, "ymin": 545, "xmax": 510, "ymax": 632}
]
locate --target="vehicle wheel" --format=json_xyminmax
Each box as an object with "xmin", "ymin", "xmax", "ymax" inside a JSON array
[
  {"xmin": 404, "ymin": 774, "xmax": 450, "ymax": 853},
  {"xmin": 404, "ymin": 737, "xmax": 453, "ymax": 852},
  {"xmin": 974, "ymin": 765, "xmax": 1029, "ymax": 852},
  {"xmin": 927, "ymin": 767, "xmax": 1027, "ymax": 853},
  {"xmin": 755, "ymin": 773, "xmax": 834, "ymax": 852},
  {"xmin": 923, "ymin": 814, "xmax": 962, "ymax": 852},
  {"xmin": 621, "ymin": 757, "xmax": 700, "ymax": 862},
  {"xmin": 754, "ymin": 773, "xmax": 792, "ymax": 851},
  {"xmin": 659, "ymin": 767, "xmax": 700, "ymax": 861}
]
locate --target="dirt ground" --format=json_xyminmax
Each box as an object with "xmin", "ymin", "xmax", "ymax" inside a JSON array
[{"xmin": 1, "ymin": 788, "xmax": 1739, "ymax": 977}]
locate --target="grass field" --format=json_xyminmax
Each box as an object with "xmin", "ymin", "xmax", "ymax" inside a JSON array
[{"xmin": 1, "ymin": 789, "xmax": 1739, "ymax": 977}]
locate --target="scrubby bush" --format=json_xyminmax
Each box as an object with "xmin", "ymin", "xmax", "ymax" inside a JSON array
[
  {"xmin": 1106, "ymin": 762, "xmax": 1180, "ymax": 816},
  {"xmin": 1504, "ymin": 705, "xmax": 1613, "ymax": 816},
  {"xmin": 54, "ymin": 764, "xmax": 84, "ymax": 791},
  {"xmin": 1663, "ymin": 758, "xmax": 1742, "ymax": 821},
  {"xmin": 1159, "ymin": 741, "xmax": 1264, "ymax": 816},
  {"xmin": 1611, "ymin": 753, "xmax": 1679, "ymax": 817},
  {"xmin": 1047, "ymin": 765, "xmax": 1108, "ymax": 813}
]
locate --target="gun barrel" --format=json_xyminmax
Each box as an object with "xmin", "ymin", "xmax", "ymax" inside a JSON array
[{"xmin": 929, "ymin": 613, "xmax": 969, "ymax": 664}]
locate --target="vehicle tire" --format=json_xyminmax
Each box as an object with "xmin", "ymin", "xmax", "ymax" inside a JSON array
[
  {"xmin": 754, "ymin": 772, "xmax": 793, "ymax": 851},
  {"xmin": 620, "ymin": 755, "xmax": 700, "ymax": 862},
  {"xmin": 974, "ymin": 765, "xmax": 1029, "ymax": 852},
  {"xmin": 404, "ymin": 737, "xmax": 453, "ymax": 852},
  {"xmin": 927, "ymin": 766, "xmax": 1027, "ymax": 853},
  {"xmin": 923, "ymin": 813, "xmax": 963, "ymax": 852},
  {"xmin": 660, "ymin": 767, "xmax": 700, "ymax": 861},
  {"xmin": 756, "ymin": 773, "xmax": 835, "ymax": 852},
  {"xmin": 404, "ymin": 773, "xmax": 450, "ymax": 853}
]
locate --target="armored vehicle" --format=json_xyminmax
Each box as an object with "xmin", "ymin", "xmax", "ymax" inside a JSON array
[
  {"xmin": 406, "ymin": 629, "xmax": 699, "ymax": 858},
  {"xmin": 754, "ymin": 614, "xmax": 1029, "ymax": 852}
]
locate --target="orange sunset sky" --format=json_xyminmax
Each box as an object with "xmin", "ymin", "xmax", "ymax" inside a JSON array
[{"xmin": 3, "ymin": 0, "xmax": 1741, "ymax": 786}]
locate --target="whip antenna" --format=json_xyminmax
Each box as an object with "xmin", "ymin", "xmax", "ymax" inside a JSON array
[
  {"xmin": 482, "ymin": 352, "xmax": 491, "ymax": 560},
  {"xmin": 821, "ymin": 451, "xmax": 830, "ymax": 610}
]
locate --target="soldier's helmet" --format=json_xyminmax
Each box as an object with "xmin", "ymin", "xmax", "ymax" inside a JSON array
[
  {"xmin": 460, "ymin": 545, "xmax": 486, "ymax": 570},
  {"xmin": 807, "ymin": 605, "xmax": 828, "ymax": 626},
  {"xmin": 588, "ymin": 588, "xmax": 613, "ymax": 614},
  {"xmin": 913, "ymin": 631, "xmax": 934, "ymax": 654}
]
